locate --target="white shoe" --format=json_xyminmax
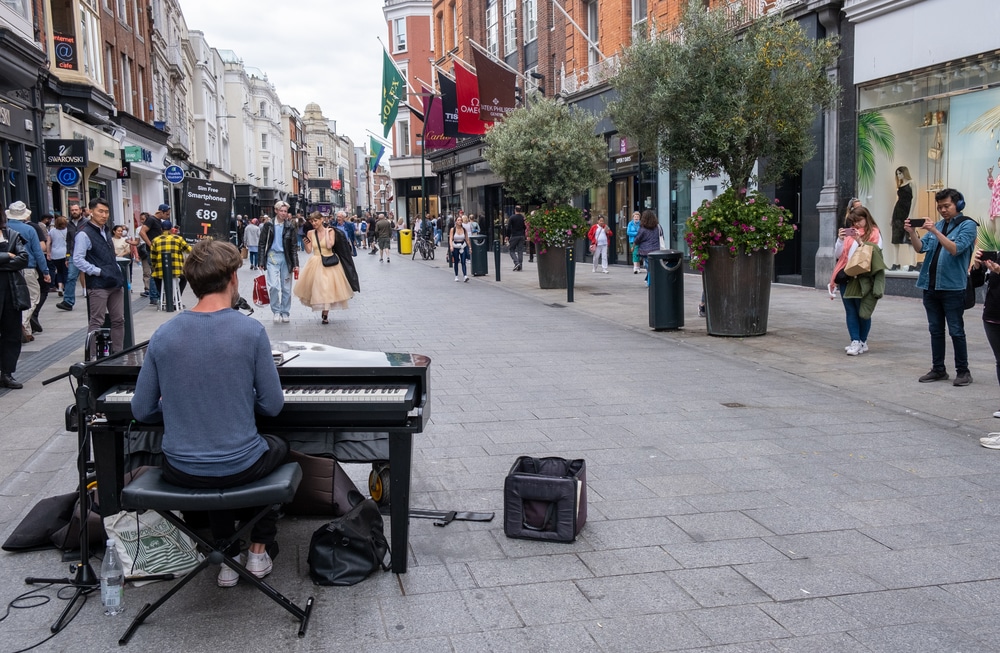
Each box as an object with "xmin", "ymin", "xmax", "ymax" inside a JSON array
[
  {"xmin": 217, "ymin": 556, "xmax": 240, "ymax": 587},
  {"xmin": 993, "ymin": 411, "xmax": 1000, "ymax": 418},
  {"xmin": 455, "ymin": 276, "xmax": 460, "ymax": 282},
  {"xmin": 859, "ymin": 341, "xmax": 869, "ymax": 354},
  {"xmin": 464, "ymin": 275, "xmax": 469, "ymax": 282},
  {"xmin": 603, "ymin": 269, "xmax": 609, "ymax": 274},
  {"xmin": 980, "ymin": 433, "xmax": 1000, "ymax": 449},
  {"xmin": 245, "ymin": 551, "xmax": 272, "ymax": 578},
  {"xmin": 273, "ymin": 314, "xmax": 281, "ymax": 324},
  {"xmin": 281, "ymin": 315, "xmax": 290, "ymax": 323},
  {"xmin": 845, "ymin": 340, "xmax": 863, "ymax": 356},
  {"xmin": 592, "ymin": 268, "xmax": 599, "ymax": 273}
]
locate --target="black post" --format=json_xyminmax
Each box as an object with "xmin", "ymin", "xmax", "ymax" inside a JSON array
[
  {"xmin": 162, "ymin": 250, "xmax": 174, "ymax": 312},
  {"xmin": 566, "ymin": 245, "xmax": 575, "ymax": 303},
  {"xmin": 118, "ymin": 258, "xmax": 134, "ymax": 347}
]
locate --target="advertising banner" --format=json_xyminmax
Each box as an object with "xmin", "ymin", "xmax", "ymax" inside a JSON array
[
  {"xmin": 422, "ymin": 85, "xmax": 456, "ymax": 150},
  {"xmin": 437, "ymin": 71, "xmax": 459, "ymax": 138},
  {"xmin": 454, "ymin": 61, "xmax": 488, "ymax": 136},
  {"xmin": 180, "ymin": 178, "xmax": 233, "ymax": 241},
  {"xmin": 471, "ymin": 49, "xmax": 517, "ymax": 123}
]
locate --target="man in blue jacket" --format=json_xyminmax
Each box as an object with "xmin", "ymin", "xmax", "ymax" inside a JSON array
[{"xmin": 906, "ymin": 188, "xmax": 977, "ymax": 386}]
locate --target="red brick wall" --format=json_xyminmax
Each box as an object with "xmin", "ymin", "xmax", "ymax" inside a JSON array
[{"xmin": 98, "ymin": 0, "xmax": 153, "ymax": 121}]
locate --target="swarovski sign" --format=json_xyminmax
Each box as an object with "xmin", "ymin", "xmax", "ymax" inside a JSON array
[{"xmin": 44, "ymin": 139, "xmax": 88, "ymax": 167}]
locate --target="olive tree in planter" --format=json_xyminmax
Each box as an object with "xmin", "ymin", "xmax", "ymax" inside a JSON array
[
  {"xmin": 609, "ymin": 0, "xmax": 839, "ymax": 335},
  {"xmin": 483, "ymin": 95, "xmax": 610, "ymax": 288}
]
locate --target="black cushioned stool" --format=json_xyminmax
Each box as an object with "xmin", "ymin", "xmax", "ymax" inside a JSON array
[{"xmin": 117, "ymin": 462, "xmax": 314, "ymax": 645}]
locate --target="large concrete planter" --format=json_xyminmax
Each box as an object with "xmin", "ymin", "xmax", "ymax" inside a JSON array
[
  {"xmin": 702, "ymin": 246, "xmax": 773, "ymax": 337},
  {"xmin": 536, "ymin": 247, "xmax": 568, "ymax": 289}
]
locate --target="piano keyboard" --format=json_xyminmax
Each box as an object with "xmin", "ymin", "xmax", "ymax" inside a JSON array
[{"xmin": 97, "ymin": 384, "xmax": 414, "ymax": 410}]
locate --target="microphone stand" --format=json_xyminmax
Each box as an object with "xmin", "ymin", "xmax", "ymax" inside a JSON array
[{"xmin": 26, "ymin": 336, "xmax": 171, "ymax": 633}]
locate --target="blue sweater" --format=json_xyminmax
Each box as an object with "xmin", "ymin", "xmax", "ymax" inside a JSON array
[
  {"xmin": 131, "ymin": 309, "xmax": 284, "ymax": 476},
  {"xmin": 915, "ymin": 215, "xmax": 977, "ymax": 292}
]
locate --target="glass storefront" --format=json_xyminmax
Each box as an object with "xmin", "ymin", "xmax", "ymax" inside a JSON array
[{"xmin": 858, "ymin": 51, "xmax": 1000, "ymax": 273}]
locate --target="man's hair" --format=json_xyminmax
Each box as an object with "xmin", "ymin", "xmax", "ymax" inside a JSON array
[
  {"xmin": 274, "ymin": 200, "xmax": 290, "ymax": 211},
  {"xmin": 336, "ymin": 210, "xmax": 347, "ymax": 218},
  {"xmin": 515, "ymin": 205, "xmax": 522, "ymax": 212},
  {"xmin": 935, "ymin": 188, "xmax": 963, "ymax": 207},
  {"xmin": 88, "ymin": 198, "xmax": 109, "ymax": 211},
  {"xmin": 184, "ymin": 239, "xmax": 242, "ymax": 298}
]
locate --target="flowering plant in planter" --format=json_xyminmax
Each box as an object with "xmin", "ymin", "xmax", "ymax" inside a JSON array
[
  {"xmin": 525, "ymin": 204, "xmax": 588, "ymax": 253},
  {"xmin": 684, "ymin": 188, "xmax": 796, "ymax": 270}
]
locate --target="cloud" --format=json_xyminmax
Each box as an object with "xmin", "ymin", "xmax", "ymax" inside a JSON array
[{"xmin": 179, "ymin": 0, "xmax": 385, "ymax": 147}]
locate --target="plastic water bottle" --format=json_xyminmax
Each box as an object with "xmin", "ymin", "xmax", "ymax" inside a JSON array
[{"xmin": 100, "ymin": 538, "xmax": 125, "ymax": 616}]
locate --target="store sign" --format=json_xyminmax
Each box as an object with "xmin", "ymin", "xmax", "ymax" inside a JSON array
[
  {"xmin": 164, "ymin": 165, "xmax": 184, "ymax": 184},
  {"xmin": 53, "ymin": 31, "xmax": 78, "ymax": 71},
  {"xmin": 123, "ymin": 146, "xmax": 152, "ymax": 163},
  {"xmin": 180, "ymin": 179, "xmax": 233, "ymax": 241},
  {"xmin": 613, "ymin": 151, "xmax": 638, "ymax": 172},
  {"xmin": 55, "ymin": 167, "xmax": 81, "ymax": 187},
  {"xmin": 44, "ymin": 139, "xmax": 88, "ymax": 166}
]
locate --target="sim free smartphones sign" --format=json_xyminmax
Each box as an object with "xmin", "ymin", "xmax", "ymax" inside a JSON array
[{"xmin": 180, "ymin": 179, "xmax": 233, "ymax": 242}]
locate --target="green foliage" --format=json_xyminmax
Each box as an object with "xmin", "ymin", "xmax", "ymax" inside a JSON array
[
  {"xmin": 483, "ymin": 95, "xmax": 610, "ymax": 206},
  {"xmin": 525, "ymin": 204, "xmax": 589, "ymax": 252},
  {"xmin": 685, "ymin": 188, "xmax": 796, "ymax": 269},
  {"xmin": 857, "ymin": 112, "xmax": 895, "ymax": 196},
  {"xmin": 609, "ymin": 0, "xmax": 840, "ymax": 193},
  {"xmin": 977, "ymin": 218, "xmax": 1000, "ymax": 252}
]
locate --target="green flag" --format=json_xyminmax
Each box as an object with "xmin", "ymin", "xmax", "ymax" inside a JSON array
[
  {"xmin": 381, "ymin": 50, "xmax": 405, "ymax": 139},
  {"xmin": 370, "ymin": 136, "xmax": 385, "ymax": 172}
]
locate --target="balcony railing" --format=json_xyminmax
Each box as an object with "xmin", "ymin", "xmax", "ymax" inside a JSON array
[{"xmin": 560, "ymin": 54, "xmax": 620, "ymax": 96}]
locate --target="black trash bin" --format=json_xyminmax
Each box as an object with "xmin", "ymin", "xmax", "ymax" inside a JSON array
[
  {"xmin": 470, "ymin": 234, "xmax": 488, "ymax": 276},
  {"xmin": 647, "ymin": 249, "xmax": 684, "ymax": 330}
]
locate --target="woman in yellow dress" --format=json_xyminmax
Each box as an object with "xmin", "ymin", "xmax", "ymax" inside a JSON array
[{"xmin": 294, "ymin": 213, "xmax": 354, "ymax": 323}]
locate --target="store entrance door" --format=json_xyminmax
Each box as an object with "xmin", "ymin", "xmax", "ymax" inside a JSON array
[{"xmin": 610, "ymin": 176, "xmax": 635, "ymax": 265}]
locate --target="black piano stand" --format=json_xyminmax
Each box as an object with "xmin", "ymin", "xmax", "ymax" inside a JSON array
[{"xmin": 25, "ymin": 376, "xmax": 173, "ymax": 633}]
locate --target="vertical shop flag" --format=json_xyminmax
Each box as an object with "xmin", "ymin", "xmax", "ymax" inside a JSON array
[
  {"xmin": 422, "ymin": 86, "xmax": 456, "ymax": 150},
  {"xmin": 381, "ymin": 50, "xmax": 405, "ymax": 139},
  {"xmin": 369, "ymin": 136, "xmax": 386, "ymax": 172},
  {"xmin": 454, "ymin": 61, "xmax": 489, "ymax": 135},
  {"xmin": 471, "ymin": 49, "xmax": 517, "ymax": 123},
  {"xmin": 437, "ymin": 71, "xmax": 459, "ymax": 138}
]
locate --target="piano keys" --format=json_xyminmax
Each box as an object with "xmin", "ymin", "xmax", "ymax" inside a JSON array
[{"xmin": 87, "ymin": 340, "xmax": 430, "ymax": 573}]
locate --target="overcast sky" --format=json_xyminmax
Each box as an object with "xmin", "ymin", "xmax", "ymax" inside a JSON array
[{"xmin": 178, "ymin": 1, "xmax": 387, "ymax": 151}]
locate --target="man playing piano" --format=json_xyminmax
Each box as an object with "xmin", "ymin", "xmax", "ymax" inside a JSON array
[{"xmin": 130, "ymin": 239, "xmax": 288, "ymax": 587}]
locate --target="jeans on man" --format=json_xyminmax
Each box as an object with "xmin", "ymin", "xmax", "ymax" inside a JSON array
[
  {"xmin": 265, "ymin": 250, "xmax": 292, "ymax": 317},
  {"xmin": 508, "ymin": 235, "xmax": 525, "ymax": 267},
  {"xmin": 63, "ymin": 260, "xmax": 81, "ymax": 306},
  {"xmin": 838, "ymin": 283, "xmax": 872, "ymax": 342},
  {"xmin": 922, "ymin": 288, "xmax": 968, "ymax": 374}
]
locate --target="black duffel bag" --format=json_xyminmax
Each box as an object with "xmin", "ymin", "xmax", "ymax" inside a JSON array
[{"xmin": 307, "ymin": 491, "xmax": 390, "ymax": 586}]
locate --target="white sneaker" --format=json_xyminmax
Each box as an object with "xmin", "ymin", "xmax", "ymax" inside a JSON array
[
  {"xmin": 592, "ymin": 268, "xmax": 599, "ymax": 273},
  {"xmin": 993, "ymin": 411, "xmax": 1000, "ymax": 418},
  {"xmin": 603, "ymin": 269, "xmax": 609, "ymax": 274},
  {"xmin": 246, "ymin": 551, "xmax": 272, "ymax": 578},
  {"xmin": 281, "ymin": 315, "xmax": 290, "ymax": 323},
  {"xmin": 455, "ymin": 276, "xmax": 460, "ymax": 282},
  {"xmin": 859, "ymin": 341, "xmax": 869, "ymax": 354},
  {"xmin": 273, "ymin": 314, "xmax": 281, "ymax": 324},
  {"xmin": 464, "ymin": 276, "xmax": 469, "ymax": 282},
  {"xmin": 980, "ymin": 433, "xmax": 1000, "ymax": 449},
  {"xmin": 845, "ymin": 340, "xmax": 863, "ymax": 356},
  {"xmin": 217, "ymin": 556, "xmax": 240, "ymax": 587}
]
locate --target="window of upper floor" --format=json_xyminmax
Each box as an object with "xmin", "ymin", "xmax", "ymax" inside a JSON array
[
  {"xmin": 261, "ymin": 133, "xmax": 268, "ymax": 150},
  {"xmin": 523, "ymin": 0, "xmax": 537, "ymax": 43},
  {"xmin": 397, "ymin": 119, "xmax": 410, "ymax": 157},
  {"xmin": 503, "ymin": 0, "xmax": 517, "ymax": 56},
  {"xmin": 436, "ymin": 13, "xmax": 445, "ymax": 54},
  {"xmin": 1, "ymin": 0, "xmax": 33, "ymax": 42},
  {"xmin": 259, "ymin": 101, "xmax": 267, "ymax": 117},
  {"xmin": 50, "ymin": 0, "xmax": 105, "ymax": 87},
  {"xmin": 632, "ymin": 0, "xmax": 647, "ymax": 26},
  {"xmin": 451, "ymin": 2, "xmax": 458, "ymax": 52},
  {"xmin": 587, "ymin": 0, "xmax": 600, "ymax": 67},
  {"xmin": 393, "ymin": 17, "xmax": 407, "ymax": 53},
  {"xmin": 317, "ymin": 143, "xmax": 324, "ymax": 157},
  {"xmin": 486, "ymin": 1, "xmax": 499, "ymax": 58},
  {"xmin": 262, "ymin": 166, "xmax": 270, "ymax": 187},
  {"xmin": 318, "ymin": 164, "xmax": 325, "ymax": 178}
]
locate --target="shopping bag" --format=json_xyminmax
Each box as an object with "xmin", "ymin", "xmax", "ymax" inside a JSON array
[
  {"xmin": 252, "ymin": 273, "xmax": 269, "ymax": 306},
  {"xmin": 845, "ymin": 243, "xmax": 873, "ymax": 277}
]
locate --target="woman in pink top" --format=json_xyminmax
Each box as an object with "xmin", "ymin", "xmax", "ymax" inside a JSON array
[{"xmin": 829, "ymin": 205, "xmax": 882, "ymax": 356}]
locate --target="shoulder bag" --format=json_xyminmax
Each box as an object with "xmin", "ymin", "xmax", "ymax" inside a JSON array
[
  {"xmin": 307, "ymin": 491, "xmax": 390, "ymax": 586},
  {"xmin": 315, "ymin": 231, "xmax": 339, "ymax": 267}
]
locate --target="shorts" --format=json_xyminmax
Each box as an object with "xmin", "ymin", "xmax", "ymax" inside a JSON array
[{"xmin": 378, "ymin": 238, "xmax": 391, "ymax": 251}]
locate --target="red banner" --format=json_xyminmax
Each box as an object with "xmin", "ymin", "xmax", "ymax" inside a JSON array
[
  {"xmin": 471, "ymin": 49, "xmax": 517, "ymax": 123},
  {"xmin": 422, "ymin": 86, "xmax": 456, "ymax": 150},
  {"xmin": 454, "ymin": 61, "xmax": 489, "ymax": 135}
]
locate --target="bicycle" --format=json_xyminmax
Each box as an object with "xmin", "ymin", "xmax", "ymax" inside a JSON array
[{"xmin": 411, "ymin": 234, "xmax": 435, "ymax": 260}]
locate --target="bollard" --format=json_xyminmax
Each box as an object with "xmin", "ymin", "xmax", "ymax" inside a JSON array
[
  {"xmin": 162, "ymin": 250, "xmax": 174, "ymax": 312},
  {"xmin": 117, "ymin": 258, "xmax": 134, "ymax": 348},
  {"xmin": 566, "ymin": 246, "xmax": 575, "ymax": 303},
  {"xmin": 494, "ymin": 238, "xmax": 501, "ymax": 282}
]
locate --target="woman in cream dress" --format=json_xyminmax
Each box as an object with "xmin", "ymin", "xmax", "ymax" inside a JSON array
[{"xmin": 294, "ymin": 213, "xmax": 354, "ymax": 323}]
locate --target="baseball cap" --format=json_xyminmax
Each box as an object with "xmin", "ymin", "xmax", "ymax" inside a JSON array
[
  {"xmin": 161, "ymin": 220, "xmax": 173, "ymax": 230},
  {"xmin": 157, "ymin": 203, "xmax": 171, "ymax": 212}
]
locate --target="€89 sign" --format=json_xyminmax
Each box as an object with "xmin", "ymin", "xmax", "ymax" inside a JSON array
[{"xmin": 180, "ymin": 179, "xmax": 233, "ymax": 242}]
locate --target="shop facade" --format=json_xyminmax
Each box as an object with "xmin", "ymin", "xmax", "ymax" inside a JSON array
[
  {"xmin": 0, "ymin": 23, "xmax": 46, "ymax": 216},
  {"xmin": 846, "ymin": 0, "xmax": 1000, "ymax": 295}
]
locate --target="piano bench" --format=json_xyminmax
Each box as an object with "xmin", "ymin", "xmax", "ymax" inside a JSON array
[{"xmin": 116, "ymin": 463, "xmax": 314, "ymax": 645}]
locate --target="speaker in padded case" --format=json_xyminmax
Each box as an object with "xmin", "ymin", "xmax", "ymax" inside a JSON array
[{"xmin": 503, "ymin": 457, "xmax": 587, "ymax": 542}]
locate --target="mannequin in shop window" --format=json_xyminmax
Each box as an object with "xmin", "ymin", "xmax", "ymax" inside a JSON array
[
  {"xmin": 987, "ymin": 158, "xmax": 1000, "ymax": 220},
  {"xmin": 890, "ymin": 165, "xmax": 914, "ymax": 271}
]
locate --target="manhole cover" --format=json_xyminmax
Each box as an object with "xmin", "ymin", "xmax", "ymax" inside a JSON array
[{"xmin": 721, "ymin": 402, "xmax": 746, "ymax": 408}]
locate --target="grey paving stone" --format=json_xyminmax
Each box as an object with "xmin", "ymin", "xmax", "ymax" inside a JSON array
[
  {"xmin": 840, "ymin": 547, "xmax": 986, "ymax": 588},
  {"xmin": 379, "ymin": 588, "xmax": 521, "ymax": 640},
  {"xmin": 685, "ymin": 604, "xmax": 791, "ymax": 645},
  {"xmin": 467, "ymin": 553, "xmax": 593, "ymax": 588},
  {"xmin": 577, "ymin": 571, "xmax": 702, "ymax": 617},
  {"xmin": 577, "ymin": 546, "xmax": 682, "ymax": 576},
  {"xmin": 770, "ymin": 632, "xmax": 872, "ymax": 653},
  {"xmin": 758, "ymin": 598, "xmax": 866, "ymax": 637},
  {"xmin": 583, "ymin": 612, "xmax": 710, "ymax": 652},
  {"xmin": 449, "ymin": 624, "xmax": 602, "ymax": 653},
  {"xmin": 834, "ymin": 499, "xmax": 938, "ymax": 526},
  {"xmin": 847, "ymin": 622, "xmax": 995, "ymax": 653},
  {"xmin": 669, "ymin": 511, "xmax": 775, "ymax": 541},
  {"xmin": 664, "ymin": 538, "xmax": 789, "ymax": 569},
  {"xmin": 668, "ymin": 566, "xmax": 772, "ymax": 607},
  {"xmin": 735, "ymin": 559, "xmax": 886, "ymax": 601},
  {"xmin": 828, "ymin": 587, "xmax": 972, "ymax": 627},
  {"xmin": 503, "ymin": 580, "xmax": 599, "ymax": 626},
  {"xmin": 763, "ymin": 530, "xmax": 890, "ymax": 560},
  {"xmin": 743, "ymin": 506, "xmax": 865, "ymax": 535},
  {"xmin": 579, "ymin": 516, "xmax": 694, "ymax": 549},
  {"xmin": 408, "ymin": 529, "xmax": 506, "ymax": 566},
  {"xmin": 683, "ymin": 490, "xmax": 788, "ymax": 513}
]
